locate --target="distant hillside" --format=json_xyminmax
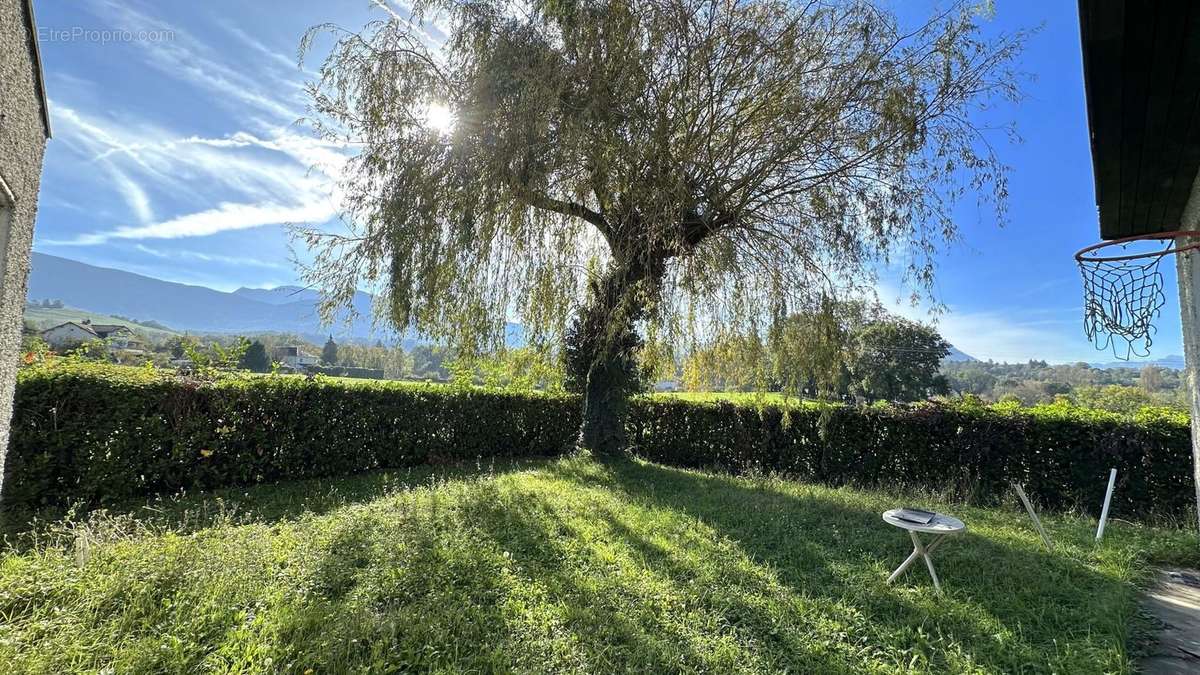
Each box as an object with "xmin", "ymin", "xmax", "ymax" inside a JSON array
[
  {"xmin": 24, "ymin": 304, "xmax": 182, "ymax": 342},
  {"xmin": 26, "ymin": 253, "xmax": 524, "ymax": 345},
  {"xmin": 28, "ymin": 252, "xmax": 380, "ymax": 339},
  {"xmin": 945, "ymin": 346, "xmax": 976, "ymax": 363}
]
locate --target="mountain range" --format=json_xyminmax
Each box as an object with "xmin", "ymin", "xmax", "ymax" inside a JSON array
[{"xmin": 28, "ymin": 252, "xmax": 381, "ymax": 342}]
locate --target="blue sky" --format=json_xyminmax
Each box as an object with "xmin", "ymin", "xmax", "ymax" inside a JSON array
[{"xmin": 28, "ymin": 0, "xmax": 1184, "ymax": 364}]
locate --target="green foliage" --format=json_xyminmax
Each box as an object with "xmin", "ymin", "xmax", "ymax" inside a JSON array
[
  {"xmin": 688, "ymin": 303, "xmax": 950, "ymax": 402},
  {"xmin": 682, "ymin": 327, "xmax": 771, "ymax": 393},
  {"xmin": 1139, "ymin": 364, "xmax": 1167, "ymax": 392},
  {"xmin": 6, "ymin": 362, "xmax": 1193, "ymax": 523},
  {"xmin": 629, "ymin": 398, "xmax": 1194, "ymax": 520},
  {"xmin": 3, "ymin": 362, "xmax": 579, "ymax": 520},
  {"xmin": 168, "ymin": 336, "xmax": 191, "ymax": 359},
  {"xmin": 942, "ymin": 360, "xmax": 1190, "ymax": 411},
  {"xmin": 474, "ymin": 347, "xmax": 565, "ymax": 392},
  {"xmin": 336, "ymin": 341, "xmax": 408, "ymax": 378},
  {"xmin": 238, "ymin": 340, "xmax": 271, "ymax": 373},
  {"xmin": 766, "ymin": 298, "xmax": 862, "ymax": 398},
  {"xmin": 409, "ymin": 344, "xmax": 451, "ymax": 380},
  {"xmin": 18, "ymin": 336, "xmax": 50, "ymax": 367},
  {"xmin": 1070, "ymin": 384, "xmax": 1162, "ymax": 416},
  {"xmin": 68, "ymin": 339, "xmax": 110, "ymax": 362},
  {"xmin": 322, "ymin": 335, "xmax": 338, "ymax": 365},
  {"xmin": 182, "ymin": 337, "xmax": 250, "ymax": 375},
  {"xmin": 307, "ymin": 365, "xmax": 386, "ymax": 379},
  {"xmin": 849, "ymin": 318, "xmax": 950, "ymax": 402},
  {"xmin": 0, "ymin": 457, "xmax": 1195, "ymax": 673}
]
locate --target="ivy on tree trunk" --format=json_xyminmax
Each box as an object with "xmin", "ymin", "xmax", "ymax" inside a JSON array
[{"xmin": 568, "ymin": 256, "xmax": 663, "ymax": 455}]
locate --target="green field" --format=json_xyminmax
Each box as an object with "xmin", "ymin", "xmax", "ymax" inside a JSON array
[
  {"xmin": 23, "ymin": 304, "xmax": 181, "ymax": 342},
  {"xmin": 2, "ymin": 455, "xmax": 1193, "ymax": 673}
]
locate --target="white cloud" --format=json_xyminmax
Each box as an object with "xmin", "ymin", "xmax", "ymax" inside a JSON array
[
  {"xmin": 134, "ymin": 244, "xmax": 289, "ymax": 269},
  {"xmin": 218, "ymin": 21, "xmax": 310, "ymax": 77},
  {"xmin": 877, "ymin": 282, "xmax": 1089, "ymax": 363},
  {"xmin": 90, "ymin": 0, "xmax": 305, "ymax": 124},
  {"xmin": 111, "ymin": 168, "xmax": 154, "ymax": 224},
  {"xmin": 50, "ymin": 200, "xmax": 336, "ymax": 246},
  {"xmin": 55, "ymin": 107, "xmax": 348, "ymax": 192},
  {"xmin": 45, "ymin": 102, "xmax": 350, "ymax": 247},
  {"xmin": 928, "ymin": 310, "xmax": 1083, "ymax": 363}
]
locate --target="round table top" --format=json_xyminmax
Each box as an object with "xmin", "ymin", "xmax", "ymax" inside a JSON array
[{"xmin": 882, "ymin": 509, "xmax": 966, "ymax": 535}]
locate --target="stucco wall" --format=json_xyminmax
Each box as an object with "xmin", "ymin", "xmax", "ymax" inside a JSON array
[{"xmin": 0, "ymin": 0, "xmax": 49, "ymax": 493}]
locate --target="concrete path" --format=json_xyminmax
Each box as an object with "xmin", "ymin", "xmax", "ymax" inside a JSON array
[{"xmin": 1138, "ymin": 568, "xmax": 1200, "ymax": 674}]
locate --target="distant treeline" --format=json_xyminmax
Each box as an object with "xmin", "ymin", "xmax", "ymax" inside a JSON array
[
  {"xmin": 941, "ymin": 360, "xmax": 1188, "ymax": 412},
  {"xmin": 23, "ymin": 325, "xmax": 456, "ymax": 383}
]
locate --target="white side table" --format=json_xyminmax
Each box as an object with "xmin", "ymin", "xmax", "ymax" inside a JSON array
[{"xmin": 882, "ymin": 509, "xmax": 966, "ymax": 596}]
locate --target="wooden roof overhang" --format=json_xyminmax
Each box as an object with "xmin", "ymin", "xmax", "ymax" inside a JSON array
[{"xmin": 1079, "ymin": 0, "xmax": 1200, "ymax": 239}]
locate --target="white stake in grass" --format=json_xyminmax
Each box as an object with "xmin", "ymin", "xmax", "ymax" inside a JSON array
[
  {"xmin": 1013, "ymin": 483, "xmax": 1052, "ymax": 550},
  {"xmin": 1095, "ymin": 468, "xmax": 1117, "ymax": 542}
]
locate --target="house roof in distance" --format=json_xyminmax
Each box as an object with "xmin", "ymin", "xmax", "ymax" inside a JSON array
[
  {"xmin": 41, "ymin": 321, "xmax": 99, "ymax": 337},
  {"xmin": 89, "ymin": 324, "xmax": 133, "ymax": 336},
  {"xmin": 40, "ymin": 321, "xmax": 138, "ymax": 339},
  {"xmin": 1078, "ymin": 0, "xmax": 1200, "ymax": 240}
]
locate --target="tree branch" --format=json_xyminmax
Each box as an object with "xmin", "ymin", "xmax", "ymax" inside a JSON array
[{"xmin": 515, "ymin": 183, "xmax": 613, "ymax": 241}]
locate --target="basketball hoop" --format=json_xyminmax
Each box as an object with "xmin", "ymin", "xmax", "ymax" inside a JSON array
[{"xmin": 1075, "ymin": 231, "xmax": 1200, "ymax": 359}]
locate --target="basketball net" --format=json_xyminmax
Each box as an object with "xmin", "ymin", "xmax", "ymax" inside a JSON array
[{"xmin": 1076, "ymin": 231, "xmax": 1200, "ymax": 359}]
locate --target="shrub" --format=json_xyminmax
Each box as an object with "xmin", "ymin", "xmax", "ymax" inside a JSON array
[
  {"xmin": 4, "ymin": 362, "xmax": 1194, "ymax": 523},
  {"xmin": 628, "ymin": 398, "xmax": 1194, "ymax": 519},
  {"xmin": 3, "ymin": 362, "xmax": 579, "ymax": 520}
]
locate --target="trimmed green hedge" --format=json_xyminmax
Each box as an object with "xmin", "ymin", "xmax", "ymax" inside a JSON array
[
  {"xmin": 3, "ymin": 363, "xmax": 579, "ymax": 517},
  {"xmin": 629, "ymin": 399, "xmax": 1194, "ymax": 519},
  {"xmin": 3, "ymin": 362, "xmax": 1195, "ymax": 522}
]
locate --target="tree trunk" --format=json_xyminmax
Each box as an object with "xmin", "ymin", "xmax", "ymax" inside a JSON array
[
  {"xmin": 573, "ymin": 255, "xmax": 662, "ymax": 457},
  {"xmin": 581, "ymin": 350, "xmax": 629, "ymax": 456}
]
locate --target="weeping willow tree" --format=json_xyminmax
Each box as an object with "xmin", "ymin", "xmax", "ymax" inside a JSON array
[{"xmin": 298, "ymin": 0, "xmax": 1025, "ymax": 455}]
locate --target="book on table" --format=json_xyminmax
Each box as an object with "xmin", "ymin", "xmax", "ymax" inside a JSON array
[{"xmin": 895, "ymin": 508, "xmax": 936, "ymax": 525}]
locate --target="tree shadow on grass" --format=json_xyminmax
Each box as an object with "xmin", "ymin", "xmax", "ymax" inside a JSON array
[
  {"xmin": 37, "ymin": 456, "xmax": 1136, "ymax": 672},
  {"xmin": 262, "ymin": 461, "xmax": 869, "ymax": 673},
  {"xmin": 552, "ymin": 457, "xmax": 1137, "ymax": 673},
  {"xmin": 257, "ymin": 457, "xmax": 1132, "ymax": 673}
]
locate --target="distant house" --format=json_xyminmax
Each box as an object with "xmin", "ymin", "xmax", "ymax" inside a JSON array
[
  {"xmin": 40, "ymin": 321, "xmax": 98, "ymax": 348},
  {"xmin": 41, "ymin": 320, "xmax": 144, "ymax": 353},
  {"xmin": 272, "ymin": 345, "xmax": 320, "ymax": 371},
  {"xmin": 88, "ymin": 324, "xmax": 142, "ymax": 351}
]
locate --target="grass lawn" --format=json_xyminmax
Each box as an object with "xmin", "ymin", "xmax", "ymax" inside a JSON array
[{"xmin": 2, "ymin": 457, "xmax": 1195, "ymax": 673}]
